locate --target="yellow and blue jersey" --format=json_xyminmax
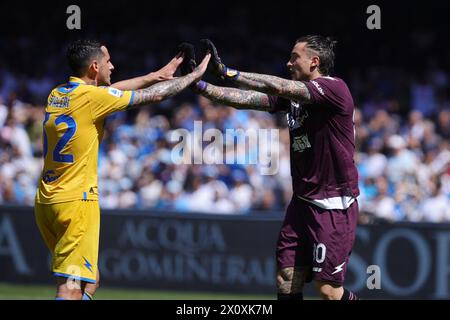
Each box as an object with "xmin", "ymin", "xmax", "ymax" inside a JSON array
[{"xmin": 35, "ymin": 76, "xmax": 134, "ymax": 204}]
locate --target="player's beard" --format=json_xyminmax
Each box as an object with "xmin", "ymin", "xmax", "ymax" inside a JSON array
[
  {"xmin": 289, "ymin": 69, "xmax": 297, "ymax": 80},
  {"xmin": 289, "ymin": 67, "xmax": 303, "ymax": 81},
  {"xmin": 293, "ymin": 69, "xmax": 310, "ymax": 81},
  {"xmin": 291, "ymin": 71, "xmax": 302, "ymax": 81},
  {"xmin": 97, "ymin": 75, "xmax": 111, "ymax": 86}
]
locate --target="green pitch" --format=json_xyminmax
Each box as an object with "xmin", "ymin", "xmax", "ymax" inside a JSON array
[{"xmin": 0, "ymin": 282, "xmax": 274, "ymax": 300}]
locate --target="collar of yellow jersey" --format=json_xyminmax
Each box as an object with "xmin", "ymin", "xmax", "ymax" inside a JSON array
[{"xmin": 68, "ymin": 76, "xmax": 86, "ymax": 84}]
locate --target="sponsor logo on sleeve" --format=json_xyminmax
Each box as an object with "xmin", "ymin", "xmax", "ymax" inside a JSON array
[{"xmin": 108, "ymin": 87, "xmax": 124, "ymax": 98}]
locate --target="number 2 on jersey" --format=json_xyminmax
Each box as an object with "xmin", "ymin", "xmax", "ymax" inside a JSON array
[{"xmin": 43, "ymin": 112, "xmax": 76, "ymax": 163}]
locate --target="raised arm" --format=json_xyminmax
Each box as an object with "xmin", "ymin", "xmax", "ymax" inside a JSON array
[
  {"xmin": 128, "ymin": 53, "xmax": 210, "ymax": 107},
  {"xmin": 233, "ymin": 72, "xmax": 311, "ymax": 102},
  {"xmin": 197, "ymin": 81, "xmax": 273, "ymax": 112},
  {"xmin": 177, "ymin": 42, "xmax": 272, "ymax": 112},
  {"xmin": 200, "ymin": 39, "xmax": 311, "ymax": 103},
  {"xmin": 111, "ymin": 54, "xmax": 184, "ymax": 90}
]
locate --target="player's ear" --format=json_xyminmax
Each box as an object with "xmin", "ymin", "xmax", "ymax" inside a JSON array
[
  {"xmin": 91, "ymin": 60, "xmax": 100, "ymax": 72},
  {"xmin": 310, "ymin": 56, "xmax": 320, "ymax": 70},
  {"xmin": 86, "ymin": 60, "xmax": 99, "ymax": 79}
]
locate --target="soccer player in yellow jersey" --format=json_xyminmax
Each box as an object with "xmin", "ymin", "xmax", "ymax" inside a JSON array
[{"xmin": 34, "ymin": 40, "xmax": 210, "ymax": 300}]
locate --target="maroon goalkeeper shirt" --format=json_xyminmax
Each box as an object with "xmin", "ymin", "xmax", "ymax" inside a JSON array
[{"xmin": 270, "ymin": 76, "xmax": 359, "ymax": 201}]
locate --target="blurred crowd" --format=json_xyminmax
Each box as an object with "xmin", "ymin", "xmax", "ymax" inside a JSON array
[
  {"xmin": 0, "ymin": 2, "xmax": 449, "ymax": 223},
  {"xmin": 0, "ymin": 72, "xmax": 449, "ymax": 223}
]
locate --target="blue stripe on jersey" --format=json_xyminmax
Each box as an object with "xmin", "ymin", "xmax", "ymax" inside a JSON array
[{"xmin": 128, "ymin": 91, "xmax": 135, "ymax": 107}]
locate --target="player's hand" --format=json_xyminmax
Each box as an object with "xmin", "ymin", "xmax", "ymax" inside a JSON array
[
  {"xmin": 192, "ymin": 53, "xmax": 211, "ymax": 82},
  {"xmin": 178, "ymin": 42, "xmax": 196, "ymax": 76},
  {"xmin": 178, "ymin": 43, "xmax": 210, "ymax": 92},
  {"xmin": 199, "ymin": 39, "xmax": 240, "ymax": 80},
  {"xmin": 151, "ymin": 53, "xmax": 184, "ymax": 81},
  {"xmin": 199, "ymin": 39, "xmax": 225, "ymax": 76}
]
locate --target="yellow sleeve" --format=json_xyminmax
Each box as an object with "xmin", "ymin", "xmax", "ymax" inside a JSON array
[{"xmin": 88, "ymin": 86, "xmax": 135, "ymax": 120}]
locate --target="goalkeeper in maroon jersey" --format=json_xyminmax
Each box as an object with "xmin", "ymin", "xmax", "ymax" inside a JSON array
[{"xmin": 179, "ymin": 36, "xmax": 360, "ymax": 300}]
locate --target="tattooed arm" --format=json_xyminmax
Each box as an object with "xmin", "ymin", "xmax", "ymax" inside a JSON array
[
  {"xmin": 199, "ymin": 82, "xmax": 273, "ymax": 112},
  {"xmin": 129, "ymin": 73, "xmax": 196, "ymax": 106},
  {"xmin": 200, "ymin": 39, "xmax": 310, "ymax": 102},
  {"xmin": 233, "ymin": 72, "xmax": 311, "ymax": 103},
  {"xmin": 129, "ymin": 53, "xmax": 211, "ymax": 107}
]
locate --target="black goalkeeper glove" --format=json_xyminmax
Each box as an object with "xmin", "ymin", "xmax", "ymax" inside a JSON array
[
  {"xmin": 178, "ymin": 42, "xmax": 196, "ymax": 76},
  {"xmin": 199, "ymin": 39, "xmax": 240, "ymax": 80},
  {"xmin": 178, "ymin": 42, "xmax": 208, "ymax": 92}
]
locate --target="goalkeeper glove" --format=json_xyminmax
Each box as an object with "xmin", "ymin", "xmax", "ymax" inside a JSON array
[
  {"xmin": 199, "ymin": 39, "xmax": 240, "ymax": 80},
  {"xmin": 178, "ymin": 42, "xmax": 196, "ymax": 76},
  {"xmin": 178, "ymin": 42, "xmax": 208, "ymax": 92}
]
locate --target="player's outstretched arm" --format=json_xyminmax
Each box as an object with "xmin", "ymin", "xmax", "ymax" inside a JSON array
[
  {"xmin": 111, "ymin": 54, "xmax": 184, "ymax": 90},
  {"xmin": 233, "ymin": 71, "xmax": 311, "ymax": 102},
  {"xmin": 197, "ymin": 82, "xmax": 273, "ymax": 112},
  {"xmin": 129, "ymin": 53, "xmax": 210, "ymax": 106},
  {"xmin": 200, "ymin": 39, "xmax": 311, "ymax": 103}
]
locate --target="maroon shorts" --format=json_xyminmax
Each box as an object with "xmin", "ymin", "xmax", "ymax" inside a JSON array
[{"xmin": 276, "ymin": 195, "xmax": 358, "ymax": 285}]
